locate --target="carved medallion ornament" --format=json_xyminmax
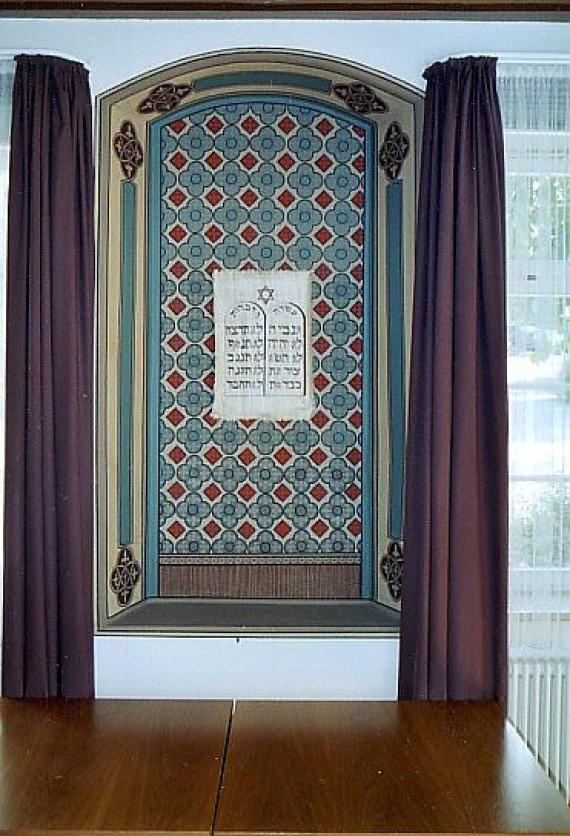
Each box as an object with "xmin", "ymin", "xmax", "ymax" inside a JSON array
[
  {"xmin": 379, "ymin": 121, "xmax": 410, "ymax": 182},
  {"xmin": 332, "ymin": 82, "xmax": 388, "ymax": 115},
  {"xmin": 138, "ymin": 82, "xmax": 193, "ymax": 114},
  {"xmin": 380, "ymin": 539, "xmax": 403, "ymax": 602},
  {"xmin": 110, "ymin": 546, "xmax": 141, "ymax": 607},
  {"xmin": 113, "ymin": 121, "xmax": 143, "ymax": 181}
]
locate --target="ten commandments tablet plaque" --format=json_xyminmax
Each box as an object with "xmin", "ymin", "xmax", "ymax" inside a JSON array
[{"xmin": 213, "ymin": 270, "xmax": 314, "ymax": 420}]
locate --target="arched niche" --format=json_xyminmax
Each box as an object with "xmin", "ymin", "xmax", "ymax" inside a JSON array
[{"xmin": 97, "ymin": 49, "xmax": 422, "ymax": 631}]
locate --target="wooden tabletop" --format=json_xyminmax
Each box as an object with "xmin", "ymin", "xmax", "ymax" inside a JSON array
[
  {"xmin": 216, "ymin": 701, "xmax": 570, "ymax": 835},
  {"xmin": 0, "ymin": 699, "xmax": 231, "ymax": 835}
]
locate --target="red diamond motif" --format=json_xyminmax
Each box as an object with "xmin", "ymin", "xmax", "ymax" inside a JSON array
[
  {"xmin": 347, "ymin": 449, "xmax": 362, "ymax": 465},
  {"xmin": 204, "ymin": 335, "xmax": 216, "ymax": 352},
  {"xmin": 274, "ymin": 520, "xmax": 292, "ymax": 539},
  {"xmin": 311, "ymin": 410, "xmax": 329, "ymax": 429},
  {"xmin": 315, "ymin": 227, "xmax": 332, "ymax": 245},
  {"xmin": 310, "ymin": 484, "xmax": 328, "ymax": 502},
  {"xmin": 169, "ymin": 120, "xmax": 186, "ymax": 135},
  {"xmin": 239, "ymin": 419, "xmax": 254, "ymax": 428},
  {"xmin": 168, "ymin": 482, "xmax": 185, "ymax": 500},
  {"xmin": 169, "ymin": 260, "xmax": 187, "ymax": 279},
  {"xmin": 238, "ymin": 521, "xmax": 256, "ymax": 539},
  {"xmin": 169, "ymin": 446, "xmax": 186, "ymax": 464},
  {"xmin": 276, "ymin": 420, "xmax": 292, "ymax": 428},
  {"xmin": 349, "ymin": 411, "xmax": 362, "ymax": 429},
  {"xmin": 354, "ymin": 126, "xmax": 365, "ymax": 138},
  {"xmin": 278, "ymin": 227, "xmax": 294, "ymax": 244},
  {"xmin": 310, "ymin": 448, "xmax": 328, "ymax": 466},
  {"xmin": 352, "ymin": 191, "xmax": 365, "ymax": 209},
  {"xmin": 314, "ymin": 301, "xmax": 331, "ymax": 319},
  {"xmin": 278, "ymin": 190, "xmax": 295, "ymax": 208},
  {"xmin": 353, "ymin": 155, "xmax": 365, "ymax": 173},
  {"xmin": 346, "ymin": 483, "xmax": 361, "ymax": 500},
  {"xmin": 311, "ymin": 519, "xmax": 329, "ymax": 536},
  {"xmin": 274, "ymin": 483, "xmax": 292, "ymax": 502},
  {"xmin": 274, "ymin": 447, "xmax": 292, "ymax": 465},
  {"xmin": 204, "ymin": 446, "xmax": 223, "ymax": 464},
  {"xmin": 203, "ymin": 372, "xmax": 215, "ymax": 390},
  {"xmin": 349, "ymin": 374, "xmax": 362, "ymax": 392},
  {"xmin": 352, "ymin": 228, "xmax": 364, "ymax": 246},
  {"xmin": 168, "ymin": 521, "xmax": 185, "ymax": 539},
  {"xmin": 241, "ymin": 116, "xmax": 260, "ymax": 134},
  {"xmin": 206, "ymin": 116, "xmax": 224, "ymax": 134},
  {"xmin": 239, "ymin": 448, "xmax": 256, "ymax": 466},
  {"xmin": 241, "ymin": 261, "xmax": 256, "ymax": 271},
  {"xmin": 204, "ymin": 483, "xmax": 222, "ymax": 502},
  {"xmin": 277, "ymin": 153, "xmax": 295, "ymax": 171},
  {"xmin": 205, "ymin": 151, "xmax": 223, "ymax": 170},
  {"xmin": 314, "ymin": 373, "xmax": 329, "ymax": 391},
  {"xmin": 316, "ymin": 118, "xmax": 334, "ymax": 135},
  {"xmin": 316, "ymin": 154, "xmax": 333, "ymax": 172},
  {"xmin": 167, "ymin": 408, "xmax": 184, "ymax": 426},
  {"xmin": 168, "ymin": 334, "xmax": 185, "ymax": 352},
  {"xmin": 240, "ymin": 189, "xmax": 259, "ymax": 207},
  {"xmin": 204, "ymin": 520, "xmax": 221, "ymax": 538},
  {"xmin": 206, "ymin": 261, "xmax": 221, "ymax": 276},
  {"xmin": 351, "ymin": 265, "xmax": 364, "ymax": 281},
  {"xmin": 167, "ymin": 371, "xmax": 185, "ymax": 390},
  {"xmin": 278, "ymin": 263, "xmax": 293, "ymax": 271},
  {"xmin": 205, "ymin": 225, "xmax": 223, "ymax": 243},
  {"xmin": 315, "ymin": 263, "xmax": 332, "ymax": 281},
  {"xmin": 169, "ymin": 188, "xmax": 186, "ymax": 207},
  {"xmin": 316, "ymin": 190, "xmax": 333, "ymax": 208},
  {"xmin": 238, "ymin": 483, "xmax": 256, "ymax": 502},
  {"xmin": 241, "ymin": 225, "xmax": 258, "ymax": 243},
  {"xmin": 170, "ymin": 151, "xmax": 188, "ymax": 171},
  {"xmin": 169, "ymin": 225, "xmax": 186, "ymax": 243},
  {"xmin": 204, "ymin": 299, "xmax": 214, "ymax": 315},
  {"xmin": 350, "ymin": 337, "xmax": 363, "ymax": 355},
  {"xmin": 313, "ymin": 337, "xmax": 331, "ymax": 356},
  {"xmin": 168, "ymin": 297, "xmax": 186, "ymax": 315},
  {"xmin": 203, "ymin": 411, "xmax": 218, "ymax": 427},
  {"xmin": 278, "ymin": 116, "xmax": 296, "ymax": 134},
  {"xmin": 351, "ymin": 301, "xmax": 363, "ymax": 318},
  {"xmin": 205, "ymin": 188, "xmax": 223, "ymax": 206},
  {"xmin": 347, "ymin": 519, "xmax": 362, "ymax": 536},
  {"xmin": 241, "ymin": 152, "xmax": 258, "ymax": 171}
]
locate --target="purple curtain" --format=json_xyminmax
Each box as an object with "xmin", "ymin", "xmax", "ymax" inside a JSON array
[
  {"xmin": 2, "ymin": 55, "xmax": 94, "ymax": 697},
  {"xmin": 399, "ymin": 57, "xmax": 508, "ymax": 704}
]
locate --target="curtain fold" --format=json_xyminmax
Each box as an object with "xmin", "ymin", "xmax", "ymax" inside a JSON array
[
  {"xmin": 2, "ymin": 54, "xmax": 94, "ymax": 698},
  {"xmin": 399, "ymin": 57, "xmax": 508, "ymax": 703}
]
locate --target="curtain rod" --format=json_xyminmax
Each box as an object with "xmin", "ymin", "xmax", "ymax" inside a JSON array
[{"xmin": 0, "ymin": 49, "xmax": 88, "ymax": 67}]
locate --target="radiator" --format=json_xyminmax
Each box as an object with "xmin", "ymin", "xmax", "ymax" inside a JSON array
[{"xmin": 508, "ymin": 657, "xmax": 570, "ymax": 804}]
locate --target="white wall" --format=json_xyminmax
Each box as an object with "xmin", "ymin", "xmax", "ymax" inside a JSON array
[{"xmin": 0, "ymin": 16, "xmax": 568, "ymax": 698}]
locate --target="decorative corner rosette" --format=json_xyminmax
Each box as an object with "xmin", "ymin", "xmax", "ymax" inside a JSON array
[
  {"xmin": 379, "ymin": 121, "xmax": 410, "ymax": 182},
  {"xmin": 113, "ymin": 121, "xmax": 143, "ymax": 181},
  {"xmin": 380, "ymin": 538, "xmax": 404, "ymax": 602},
  {"xmin": 332, "ymin": 82, "xmax": 388, "ymax": 115},
  {"xmin": 138, "ymin": 82, "xmax": 193, "ymax": 114},
  {"xmin": 110, "ymin": 546, "xmax": 141, "ymax": 607}
]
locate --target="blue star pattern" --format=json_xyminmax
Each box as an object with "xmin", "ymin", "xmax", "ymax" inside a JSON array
[{"xmin": 158, "ymin": 100, "xmax": 366, "ymax": 556}]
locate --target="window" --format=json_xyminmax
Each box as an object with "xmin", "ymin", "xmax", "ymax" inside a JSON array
[{"xmin": 498, "ymin": 61, "xmax": 570, "ymax": 802}]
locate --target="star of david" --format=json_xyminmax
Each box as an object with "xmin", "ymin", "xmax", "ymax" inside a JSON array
[{"xmin": 258, "ymin": 285, "xmax": 275, "ymax": 305}]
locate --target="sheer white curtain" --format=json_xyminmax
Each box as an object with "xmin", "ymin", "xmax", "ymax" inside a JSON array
[
  {"xmin": 0, "ymin": 58, "xmax": 14, "ymax": 678},
  {"xmin": 498, "ymin": 61, "xmax": 570, "ymax": 801}
]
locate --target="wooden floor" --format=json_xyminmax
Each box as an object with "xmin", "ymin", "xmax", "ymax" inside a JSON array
[{"xmin": 0, "ymin": 699, "xmax": 569, "ymax": 835}]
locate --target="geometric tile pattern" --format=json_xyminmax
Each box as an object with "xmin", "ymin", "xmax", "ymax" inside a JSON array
[{"xmin": 159, "ymin": 99, "xmax": 366, "ymax": 559}]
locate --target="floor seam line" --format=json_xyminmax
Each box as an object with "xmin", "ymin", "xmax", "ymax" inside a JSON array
[{"xmin": 212, "ymin": 700, "xmax": 235, "ymax": 835}]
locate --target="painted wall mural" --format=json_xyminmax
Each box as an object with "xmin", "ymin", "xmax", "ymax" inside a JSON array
[
  {"xmin": 97, "ymin": 54, "xmax": 420, "ymax": 623},
  {"xmin": 152, "ymin": 98, "xmax": 373, "ymax": 598}
]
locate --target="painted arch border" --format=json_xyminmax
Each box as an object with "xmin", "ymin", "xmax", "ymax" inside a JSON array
[{"xmin": 96, "ymin": 48, "xmax": 422, "ymax": 628}]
